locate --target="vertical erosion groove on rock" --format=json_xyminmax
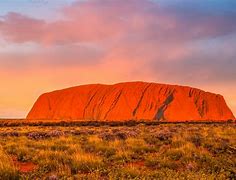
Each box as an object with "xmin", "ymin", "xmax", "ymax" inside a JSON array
[{"xmin": 27, "ymin": 82, "xmax": 235, "ymax": 122}]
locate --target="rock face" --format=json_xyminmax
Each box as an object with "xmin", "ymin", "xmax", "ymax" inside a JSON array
[{"xmin": 27, "ymin": 82, "xmax": 235, "ymax": 121}]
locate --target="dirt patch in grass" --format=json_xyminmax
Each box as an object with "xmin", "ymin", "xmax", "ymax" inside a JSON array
[{"xmin": 12, "ymin": 156, "xmax": 38, "ymax": 173}]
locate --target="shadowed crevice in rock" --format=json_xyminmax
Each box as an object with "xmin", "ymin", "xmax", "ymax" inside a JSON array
[
  {"xmin": 27, "ymin": 81, "xmax": 235, "ymax": 121},
  {"xmin": 95, "ymin": 87, "xmax": 111, "ymax": 120},
  {"xmin": 198, "ymin": 100, "xmax": 208, "ymax": 118},
  {"xmin": 83, "ymin": 87, "xmax": 100, "ymax": 118},
  {"xmin": 155, "ymin": 93, "xmax": 174, "ymax": 121},
  {"xmin": 133, "ymin": 83, "xmax": 152, "ymax": 118},
  {"xmin": 104, "ymin": 90, "xmax": 123, "ymax": 120}
]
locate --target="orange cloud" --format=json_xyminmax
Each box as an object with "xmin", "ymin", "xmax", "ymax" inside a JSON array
[{"xmin": 0, "ymin": 0, "xmax": 236, "ymax": 117}]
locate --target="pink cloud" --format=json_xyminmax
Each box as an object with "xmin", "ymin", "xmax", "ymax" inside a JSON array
[
  {"xmin": 0, "ymin": 0, "xmax": 202, "ymax": 45},
  {"xmin": 0, "ymin": 0, "xmax": 235, "ymax": 46},
  {"xmin": 0, "ymin": 12, "xmax": 46, "ymax": 43},
  {"xmin": 0, "ymin": 0, "xmax": 236, "ymax": 117}
]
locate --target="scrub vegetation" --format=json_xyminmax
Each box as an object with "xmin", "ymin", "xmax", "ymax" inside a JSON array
[{"xmin": 0, "ymin": 123, "xmax": 235, "ymax": 179}]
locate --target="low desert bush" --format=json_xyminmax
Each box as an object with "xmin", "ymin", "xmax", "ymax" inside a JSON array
[
  {"xmin": 71, "ymin": 153, "xmax": 105, "ymax": 174},
  {"xmin": 109, "ymin": 165, "xmax": 144, "ymax": 179},
  {"xmin": 0, "ymin": 147, "xmax": 19, "ymax": 179},
  {"xmin": 165, "ymin": 149, "xmax": 184, "ymax": 161}
]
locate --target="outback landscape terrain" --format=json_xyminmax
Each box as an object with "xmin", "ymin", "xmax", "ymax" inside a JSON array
[
  {"xmin": 1, "ymin": 0, "xmax": 236, "ymax": 179},
  {"xmin": 0, "ymin": 122, "xmax": 235, "ymax": 179},
  {"xmin": 0, "ymin": 82, "xmax": 235, "ymax": 179}
]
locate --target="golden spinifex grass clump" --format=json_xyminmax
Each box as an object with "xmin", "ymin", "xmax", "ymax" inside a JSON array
[
  {"xmin": 0, "ymin": 147, "xmax": 19, "ymax": 179},
  {"xmin": 0, "ymin": 124, "xmax": 235, "ymax": 179}
]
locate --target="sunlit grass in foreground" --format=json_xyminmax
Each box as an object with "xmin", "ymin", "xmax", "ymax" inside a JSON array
[{"xmin": 0, "ymin": 124, "xmax": 235, "ymax": 179}]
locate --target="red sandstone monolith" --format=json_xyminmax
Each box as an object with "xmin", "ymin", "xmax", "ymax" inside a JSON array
[{"xmin": 27, "ymin": 82, "xmax": 235, "ymax": 121}]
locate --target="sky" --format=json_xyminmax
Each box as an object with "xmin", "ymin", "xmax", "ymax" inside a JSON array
[{"xmin": 0, "ymin": 0, "xmax": 236, "ymax": 118}]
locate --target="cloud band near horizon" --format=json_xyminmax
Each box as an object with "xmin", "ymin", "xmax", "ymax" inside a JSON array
[{"xmin": 0, "ymin": 0, "xmax": 236, "ymax": 118}]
